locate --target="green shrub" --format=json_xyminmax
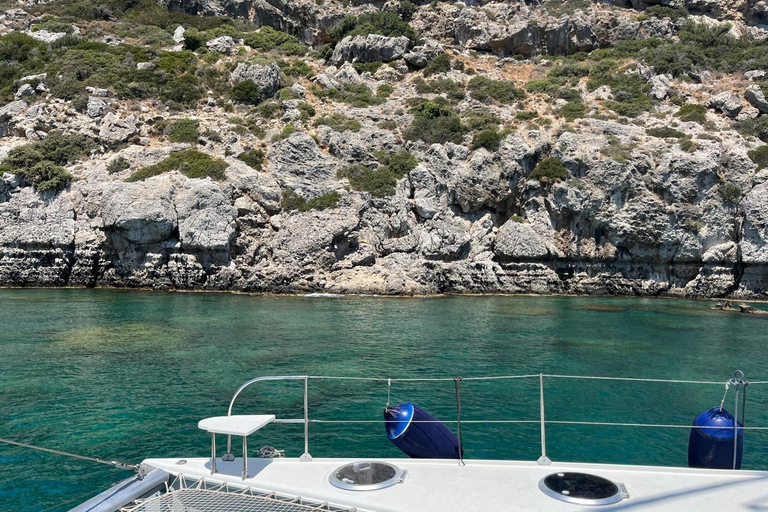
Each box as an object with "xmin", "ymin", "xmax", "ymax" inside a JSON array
[
  {"xmin": 558, "ymin": 99, "xmax": 586, "ymax": 121},
  {"xmin": 231, "ymin": 80, "xmax": 263, "ymax": 104},
  {"xmin": 238, "ymin": 149, "xmax": 265, "ymax": 171},
  {"xmin": 645, "ymin": 5, "xmax": 688, "ymax": 20},
  {"xmin": 272, "ymin": 123, "xmax": 297, "ymax": 142},
  {"xmin": 682, "ymin": 218, "xmax": 703, "ymax": 233},
  {"xmin": 530, "ymin": 157, "xmax": 568, "ymax": 182},
  {"xmin": 126, "ymin": 149, "xmax": 228, "ymax": 181},
  {"xmin": 167, "ymin": 118, "xmax": 199, "ymax": 143},
  {"xmin": 734, "ymin": 116, "xmax": 768, "ymax": 142},
  {"xmin": 284, "ymin": 60, "xmax": 314, "ymax": 78},
  {"xmin": 412, "ymin": 76, "xmax": 465, "ymax": 102},
  {"xmin": 313, "ymin": 83, "xmax": 384, "ymax": 107},
  {"xmin": 16, "ymin": 161, "xmax": 75, "ymax": 192},
  {"xmin": 676, "ymin": 104, "xmax": 707, "ymax": 124},
  {"xmin": 748, "ymin": 146, "xmax": 768, "ymax": 170},
  {"xmin": 679, "ymin": 138, "xmax": 698, "ymax": 152},
  {"xmin": 314, "ymin": 113, "xmax": 361, "ymax": 132},
  {"xmin": 296, "ymin": 102, "xmax": 316, "ymax": 120},
  {"xmin": 600, "ymin": 139, "xmax": 635, "ymax": 164},
  {"xmin": 303, "ymin": 191, "xmax": 341, "ymax": 211},
  {"xmin": 107, "ymin": 156, "xmax": 130, "ymax": 174},
  {"xmin": 472, "ymin": 129, "xmax": 503, "ymax": 151},
  {"xmin": 277, "ymin": 87, "xmax": 301, "ymax": 100},
  {"xmin": 281, "ymin": 189, "xmax": 341, "ymax": 212},
  {"xmin": 375, "ymin": 150, "xmax": 419, "ymax": 175},
  {"xmin": 515, "ymin": 110, "xmax": 538, "ymax": 120},
  {"xmin": 281, "ymin": 188, "xmax": 305, "ymax": 211},
  {"xmin": 526, "ymin": 79, "xmax": 560, "ymax": 95},
  {"xmin": 404, "ymin": 99, "xmax": 466, "ymax": 144},
  {"xmin": 5, "ymin": 132, "xmax": 95, "ymax": 168},
  {"xmin": 718, "ymin": 181, "xmax": 741, "ymax": 202},
  {"xmin": 243, "ymin": 27, "xmax": 307, "ymax": 55},
  {"xmin": 647, "ymin": 127, "xmax": 688, "ymax": 138},
  {"xmin": 467, "ymin": 76, "xmax": 524, "ymax": 104},
  {"xmin": 377, "ymin": 83, "xmax": 394, "ymax": 99},
  {"xmin": 464, "ymin": 110, "xmax": 502, "ymax": 131},
  {"xmin": 329, "ymin": 12, "xmax": 417, "ymax": 41},
  {"xmin": 353, "ymin": 61, "xmax": 383, "ymax": 74},
  {"xmin": 423, "ymin": 53, "xmax": 451, "ymax": 76},
  {"xmin": 338, "ymin": 164, "xmax": 400, "ymax": 197}
]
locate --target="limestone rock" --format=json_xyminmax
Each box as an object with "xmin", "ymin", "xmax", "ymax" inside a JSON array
[
  {"xmin": 229, "ymin": 62, "xmax": 281, "ymax": 98},
  {"xmin": 15, "ymin": 83, "xmax": 35, "ymax": 98},
  {"xmin": 0, "ymin": 99, "xmax": 27, "ymax": 138},
  {"xmin": 707, "ymin": 91, "xmax": 743, "ymax": 118},
  {"xmin": 331, "ymin": 34, "xmax": 411, "ymax": 64},
  {"xmin": 172, "ymin": 25, "xmax": 185, "ymax": 43},
  {"xmin": 741, "ymin": 181, "xmax": 768, "ymax": 264},
  {"xmin": 648, "ymin": 75, "xmax": 672, "ymax": 100},
  {"xmin": 175, "ymin": 180, "xmax": 237, "ymax": 251},
  {"xmin": 745, "ymin": 84, "xmax": 768, "ymax": 115},
  {"xmin": 101, "ymin": 178, "xmax": 177, "ymax": 245},
  {"xmin": 265, "ymin": 132, "xmax": 339, "ymax": 200},
  {"xmin": 98, "ymin": 113, "xmax": 138, "ymax": 146},
  {"xmin": 745, "ymin": 70, "xmax": 766, "ymax": 81},
  {"xmin": 27, "ymin": 29, "xmax": 66, "ymax": 43},
  {"xmin": 87, "ymin": 96, "xmax": 107, "ymax": 118},
  {"xmin": 206, "ymin": 35, "xmax": 237, "ymax": 54},
  {"xmin": 403, "ymin": 39, "xmax": 444, "ymax": 68},
  {"xmin": 495, "ymin": 220, "xmax": 550, "ymax": 259}
]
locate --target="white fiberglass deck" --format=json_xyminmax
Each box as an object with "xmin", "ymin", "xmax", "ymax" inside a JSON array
[{"xmin": 143, "ymin": 456, "xmax": 768, "ymax": 512}]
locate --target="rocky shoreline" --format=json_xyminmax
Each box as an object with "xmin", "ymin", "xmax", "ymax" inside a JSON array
[{"xmin": 1, "ymin": 0, "xmax": 768, "ymax": 298}]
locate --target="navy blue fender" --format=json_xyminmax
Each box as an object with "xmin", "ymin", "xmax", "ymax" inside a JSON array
[
  {"xmin": 688, "ymin": 407, "xmax": 743, "ymax": 469},
  {"xmin": 384, "ymin": 403, "xmax": 461, "ymax": 459}
]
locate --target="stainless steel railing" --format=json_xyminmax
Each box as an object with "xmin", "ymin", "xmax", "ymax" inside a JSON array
[{"xmin": 222, "ymin": 371, "xmax": 768, "ymax": 466}]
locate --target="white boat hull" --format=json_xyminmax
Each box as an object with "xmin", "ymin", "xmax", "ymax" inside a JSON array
[{"xmin": 141, "ymin": 456, "xmax": 768, "ymax": 511}]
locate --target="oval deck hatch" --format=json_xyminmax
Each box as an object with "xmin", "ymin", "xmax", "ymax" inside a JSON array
[
  {"xmin": 539, "ymin": 472, "xmax": 627, "ymax": 505},
  {"xmin": 329, "ymin": 461, "xmax": 406, "ymax": 491}
]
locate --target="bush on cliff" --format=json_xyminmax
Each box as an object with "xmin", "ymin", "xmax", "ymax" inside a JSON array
[
  {"xmin": 530, "ymin": 157, "xmax": 568, "ymax": 183},
  {"xmin": 230, "ymin": 80, "xmax": 263, "ymax": 104},
  {"xmin": 314, "ymin": 113, "xmax": 361, "ymax": 132},
  {"xmin": 749, "ymin": 146, "xmax": 768, "ymax": 170},
  {"xmin": 676, "ymin": 104, "xmax": 707, "ymax": 124},
  {"xmin": 126, "ymin": 149, "xmax": 228, "ymax": 182},
  {"xmin": 16, "ymin": 161, "xmax": 76, "ymax": 192},
  {"xmin": 5, "ymin": 132, "xmax": 95, "ymax": 168},
  {"xmin": 404, "ymin": 99, "xmax": 466, "ymax": 144},
  {"xmin": 472, "ymin": 129, "xmax": 503, "ymax": 151},
  {"xmin": 238, "ymin": 149, "xmax": 265, "ymax": 171},
  {"xmin": 167, "ymin": 118, "xmax": 200, "ymax": 143},
  {"xmin": 243, "ymin": 27, "xmax": 307, "ymax": 56},
  {"xmin": 467, "ymin": 76, "xmax": 525, "ymax": 104},
  {"xmin": 329, "ymin": 11, "xmax": 417, "ymax": 42},
  {"xmin": 281, "ymin": 189, "xmax": 340, "ymax": 212},
  {"xmin": 337, "ymin": 150, "xmax": 418, "ymax": 197}
]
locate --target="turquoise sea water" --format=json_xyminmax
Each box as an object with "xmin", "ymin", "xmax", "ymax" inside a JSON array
[{"xmin": 1, "ymin": 289, "xmax": 768, "ymax": 511}]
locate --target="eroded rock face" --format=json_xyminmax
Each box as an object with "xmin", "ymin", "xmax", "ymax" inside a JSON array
[
  {"xmin": 331, "ymin": 34, "xmax": 411, "ymax": 64},
  {"xmin": 266, "ymin": 132, "xmax": 338, "ymax": 198},
  {"xmin": 229, "ymin": 62, "xmax": 281, "ymax": 97}
]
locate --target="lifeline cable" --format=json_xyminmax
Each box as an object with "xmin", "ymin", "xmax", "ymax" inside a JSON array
[{"xmin": 0, "ymin": 436, "xmax": 138, "ymax": 471}]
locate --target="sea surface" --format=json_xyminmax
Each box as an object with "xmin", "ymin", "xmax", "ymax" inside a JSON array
[{"xmin": 1, "ymin": 289, "xmax": 768, "ymax": 511}]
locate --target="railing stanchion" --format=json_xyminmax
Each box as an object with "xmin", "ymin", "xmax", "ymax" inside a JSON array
[
  {"xmin": 537, "ymin": 373, "xmax": 552, "ymax": 465},
  {"xmin": 300, "ymin": 377, "xmax": 313, "ymax": 461}
]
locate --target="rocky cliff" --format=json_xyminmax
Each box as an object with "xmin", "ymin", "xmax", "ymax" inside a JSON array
[{"xmin": 1, "ymin": 0, "xmax": 768, "ymax": 297}]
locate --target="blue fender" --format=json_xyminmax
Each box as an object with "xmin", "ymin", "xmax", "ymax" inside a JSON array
[{"xmin": 384, "ymin": 403, "xmax": 461, "ymax": 459}]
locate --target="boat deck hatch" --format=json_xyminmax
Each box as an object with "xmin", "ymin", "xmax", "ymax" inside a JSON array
[
  {"xmin": 539, "ymin": 472, "xmax": 628, "ymax": 505},
  {"xmin": 329, "ymin": 461, "xmax": 406, "ymax": 491}
]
